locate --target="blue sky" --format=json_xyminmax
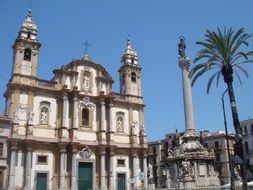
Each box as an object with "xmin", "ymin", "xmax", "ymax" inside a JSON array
[{"xmin": 1, "ymin": 1, "xmax": 253, "ymax": 141}]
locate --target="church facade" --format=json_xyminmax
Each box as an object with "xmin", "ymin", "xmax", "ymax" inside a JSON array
[{"xmin": 5, "ymin": 10, "xmax": 147, "ymax": 190}]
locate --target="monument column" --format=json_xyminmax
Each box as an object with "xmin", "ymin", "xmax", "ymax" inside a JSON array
[
  {"xmin": 178, "ymin": 37, "xmax": 195, "ymax": 134},
  {"xmin": 8, "ymin": 142, "xmax": 17, "ymax": 190}
]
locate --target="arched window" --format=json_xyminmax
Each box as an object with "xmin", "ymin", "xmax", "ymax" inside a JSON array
[
  {"xmin": 131, "ymin": 72, "xmax": 136, "ymax": 82},
  {"xmin": 24, "ymin": 48, "xmax": 31, "ymax": 61},
  {"xmin": 82, "ymin": 108, "xmax": 89, "ymax": 126}
]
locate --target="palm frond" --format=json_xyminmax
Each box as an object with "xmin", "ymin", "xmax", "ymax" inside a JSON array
[
  {"xmin": 234, "ymin": 70, "xmax": 243, "ymax": 86},
  {"xmin": 234, "ymin": 65, "xmax": 249, "ymax": 78},
  {"xmin": 207, "ymin": 71, "xmax": 219, "ymax": 94}
]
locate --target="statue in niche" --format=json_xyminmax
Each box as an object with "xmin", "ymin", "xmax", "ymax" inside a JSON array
[
  {"xmin": 83, "ymin": 72, "xmax": 90, "ymax": 91},
  {"xmin": 117, "ymin": 116, "xmax": 124, "ymax": 132},
  {"xmin": 41, "ymin": 108, "xmax": 48, "ymax": 124},
  {"xmin": 180, "ymin": 161, "xmax": 191, "ymax": 177}
]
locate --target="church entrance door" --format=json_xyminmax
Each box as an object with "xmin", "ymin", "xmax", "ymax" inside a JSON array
[
  {"xmin": 36, "ymin": 173, "xmax": 47, "ymax": 190},
  {"xmin": 117, "ymin": 173, "xmax": 126, "ymax": 190},
  {"xmin": 78, "ymin": 162, "xmax": 93, "ymax": 190}
]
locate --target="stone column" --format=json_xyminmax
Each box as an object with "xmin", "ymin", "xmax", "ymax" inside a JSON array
[
  {"xmin": 62, "ymin": 95, "xmax": 68, "ymax": 128},
  {"xmin": 143, "ymin": 154, "xmax": 148, "ymax": 189},
  {"xmin": 24, "ymin": 147, "xmax": 33, "ymax": 190},
  {"xmin": 72, "ymin": 97, "xmax": 78, "ymax": 139},
  {"xmin": 133, "ymin": 153, "xmax": 138, "ymax": 189},
  {"xmin": 8, "ymin": 142, "xmax": 17, "ymax": 190},
  {"xmin": 100, "ymin": 101, "xmax": 106, "ymax": 131},
  {"xmin": 109, "ymin": 152, "xmax": 115, "ymax": 190},
  {"xmin": 71, "ymin": 148, "xmax": 78, "ymax": 190},
  {"xmin": 59, "ymin": 146, "xmax": 66, "ymax": 190},
  {"xmin": 178, "ymin": 38, "xmax": 195, "ymax": 134},
  {"xmin": 109, "ymin": 103, "xmax": 114, "ymax": 132},
  {"xmin": 73, "ymin": 97, "xmax": 78, "ymax": 129},
  {"xmin": 100, "ymin": 150, "xmax": 106, "ymax": 189}
]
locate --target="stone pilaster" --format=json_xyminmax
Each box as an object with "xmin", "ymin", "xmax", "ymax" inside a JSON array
[
  {"xmin": 8, "ymin": 142, "xmax": 17, "ymax": 190},
  {"xmin": 133, "ymin": 153, "xmax": 138, "ymax": 189},
  {"xmin": 100, "ymin": 101, "xmax": 106, "ymax": 131},
  {"xmin": 62, "ymin": 94, "xmax": 69, "ymax": 138},
  {"xmin": 143, "ymin": 154, "xmax": 148, "ymax": 189},
  {"xmin": 109, "ymin": 103, "xmax": 114, "ymax": 132},
  {"xmin": 100, "ymin": 150, "xmax": 106, "ymax": 189},
  {"xmin": 72, "ymin": 97, "xmax": 78, "ymax": 139},
  {"xmin": 59, "ymin": 145, "xmax": 66, "ymax": 190},
  {"xmin": 24, "ymin": 147, "xmax": 33, "ymax": 190},
  {"xmin": 109, "ymin": 152, "xmax": 115, "ymax": 190},
  {"xmin": 71, "ymin": 147, "xmax": 78, "ymax": 190}
]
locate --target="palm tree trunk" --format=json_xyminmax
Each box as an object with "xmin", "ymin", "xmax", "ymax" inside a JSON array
[{"xmin": 226, "ymin": 81, "xmax": 247, "ymax": 190}]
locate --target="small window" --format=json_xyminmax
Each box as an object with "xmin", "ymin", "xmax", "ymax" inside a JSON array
[
  {"xmin": 37, "ymin": 155, "xmax": 48, "ymax": 165},
  {"xmin": 244, "ymin": 126, "xmax": 248, "ymax": 135},
  {"xmin": 24, "ymin": 48, "xmax": 31, "ymax": 61},
  {"xmin": 131, "ymin": 72, "xmax": 136, "ymax": 82},
  {"xmin": 82, "ymin": 109, "xmax": 89, "ymax": 126},
  {"xmin": 153, "ymin": 147, "xmax": 156, "ymax": 154},
  {"xmin": 0, "ymin": 143, "xmax": 3, "ymax": 157},
  {"xmin": 215, "ymin": 153, "xmax": 221, "ymax": 162},
  {"xmin": 117, "ymin": 159, "xmax": 125, "ymax": 167},
  {"xmin": 214, "ymin": 141, "xmax": 219, "ymax": 149},
  {"xmin": 27, "ymin": 32, "xmax": 31, "ymax": 39}
]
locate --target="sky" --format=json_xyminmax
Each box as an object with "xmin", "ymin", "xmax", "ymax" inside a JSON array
[{"xmin": 1, "ymin": 0, "xmax": 253, "ymax": 141}]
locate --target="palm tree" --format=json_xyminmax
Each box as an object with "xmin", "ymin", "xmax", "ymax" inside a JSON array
[{"xmin": 189, "ymin": 27, "xmax": 253, "ymax": 190}]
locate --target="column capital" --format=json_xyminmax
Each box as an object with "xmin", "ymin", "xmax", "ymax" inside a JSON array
[
  {"xmin": 58, "ymin": 143, "xmax": 66, "ymax": 152},
  {"xmin": 100, "ymin": 101, "xmax": 105, "ymax": 106},
  {"xmin": 73, "ymin": 97, "xmax": 78, "ymax": 102},
  {"xmin": 63, "ymin": 95, "xmax": 68, "ymax": 101}
]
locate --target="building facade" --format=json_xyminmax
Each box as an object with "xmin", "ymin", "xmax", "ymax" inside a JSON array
[
  {"xmin": 0, "ymin": 115, "xmax": 11, "ymax": 189},
  {"xmin": 201, "ymin": 130, "xmax": 236, "ymax": 185},
  {"xmin": 241, "ymin": 118, "xmax": 253, "ymax": 181},
  {"xmin": 5, "ymin": 10, "xmax": 147, "ymax": 190}
]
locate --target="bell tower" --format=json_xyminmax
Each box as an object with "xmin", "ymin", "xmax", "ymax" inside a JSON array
[
  {"xmin": 119, "ymin": 37, "xmax": 142, "ymax": 96},
  {"xmin": 11, "ymin": 9, "xmax": 41, "ymax": 78}
]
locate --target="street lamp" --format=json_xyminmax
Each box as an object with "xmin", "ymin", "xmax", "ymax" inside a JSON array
[{"xmin": 222, "ymin": 89, "xmax": 235, "ymax": 190}]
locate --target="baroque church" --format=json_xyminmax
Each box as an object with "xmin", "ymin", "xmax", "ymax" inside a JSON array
[{"xmin": 5, "ymin": 10, "xmax": 148, "ymax": 190}]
